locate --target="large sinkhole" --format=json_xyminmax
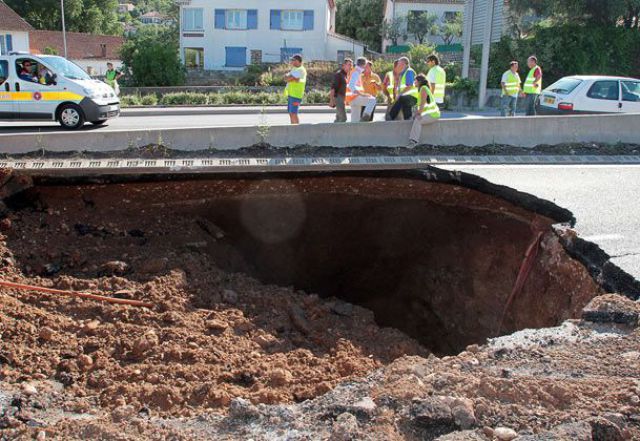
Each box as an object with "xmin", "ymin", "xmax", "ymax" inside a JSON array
[{"xmin": 9, "ymin": 169, "xmax": 604, "ymax": 355}]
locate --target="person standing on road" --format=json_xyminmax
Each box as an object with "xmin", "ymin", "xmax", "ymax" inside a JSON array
[
  {"xmin": 409, "ymin": 74, "xmax": 441, "ymax": 146},
  {"xmin": 329, "ymin": 58, "xmax": 353, "ymax": 123},
  {"xmin": 346, "ymin": 57, "xmax": 377, "ymax": 123},
  {"xmin": 387, "ymin": 57, "xmax": 418, "ymax": 120},
  {"xmin": 284, "ymin": 54, "xmax": 307, "ymax": 125},
  {"xmin": 426, "ymin": 55, "xmax": 446, "ymax": 105},
  {"xmin": 383, "ymin": 60, "xmax": 403, "ymax": 120},
  {"xmin": 522, "ymin": 56, "xmax": 542, "ymax": 116},
  {"xmin": 105, "ymin": 62, "xmax": 124, "ymax": 96},
  {"xmin": 361, "ymin": 61, "xmax": 382, "ymax": 121},
  {"xmin": 500, "ymin": 61, "xmax": 521, "ymax": 117}
]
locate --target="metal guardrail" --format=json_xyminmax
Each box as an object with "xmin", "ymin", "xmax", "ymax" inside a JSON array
[{"xmin": 2, "ymin": 155, "xmax": 640, "ymax": 176}]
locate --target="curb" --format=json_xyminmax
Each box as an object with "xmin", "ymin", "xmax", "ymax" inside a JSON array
[{"xmin": 120, "ymin": 106, "xmax": 388, "ymax": 118}]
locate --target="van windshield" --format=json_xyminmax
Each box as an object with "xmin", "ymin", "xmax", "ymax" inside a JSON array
[{"xmin": 40, "ymin": 56, "xmax": 91, "ymax": 81}]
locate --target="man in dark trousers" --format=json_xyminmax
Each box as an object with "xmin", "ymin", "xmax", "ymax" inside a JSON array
[
  {"xmin": 387, "ymin": 57, "xmax": 419, "ymax": 120},
  {"xmin": 329, "ymin": 58, "xmax": 353, "ymax": 123}
]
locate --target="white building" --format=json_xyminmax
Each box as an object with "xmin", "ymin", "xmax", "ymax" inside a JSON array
[
  {"xmin": 382, "ymin": 0, "xmax": 465, "ymax": 51},
  {"xmin": 178, "ymin": 0, "xmax": 365, "ymax": 70},
  {"xmin": 0, "ymin": 1, "xmax": 32, "ymax": 55}
]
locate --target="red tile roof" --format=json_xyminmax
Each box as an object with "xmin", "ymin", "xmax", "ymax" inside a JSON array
[
  {"xmin": 29, "ymin": 30, "xmax": 124, "ymax": 60},
  {"xmin": 0, "ymin": 1, "xmax": 34, "ymax": 31}
]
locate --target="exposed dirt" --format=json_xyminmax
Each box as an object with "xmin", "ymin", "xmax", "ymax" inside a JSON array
[
  {"xmin": 0, "ymin": 171, "xmax": 636, "ymax": 440},
  {"xmin": 1, "ymin": 142, "xmax": 639, "ymax": 161}
]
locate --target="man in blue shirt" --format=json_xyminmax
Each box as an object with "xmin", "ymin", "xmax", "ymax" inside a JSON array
[
  {"xmin": 388, "ymin": 57, "xmax": 418, "ymax": 120},
  {"xmin": 18, "ymin": 60, "xmax": 38, "ymax": 82}
]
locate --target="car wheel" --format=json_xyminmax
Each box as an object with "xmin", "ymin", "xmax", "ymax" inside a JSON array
[
  {"xmin": 91, "ymin": 120, "xmax": 107, "ymax": 126},
  {"xmin": 58, "ymin": 104, "xmax": 85, "ymax": 130}
]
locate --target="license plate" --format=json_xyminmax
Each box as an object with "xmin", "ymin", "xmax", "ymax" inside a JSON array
[
  {"xmin": 109, "ymin": 105, "xmax": 119, "ymax": 111},
  {"xmin": 544, "ymin": 96, "xmax": 555, "ymax": 105}
]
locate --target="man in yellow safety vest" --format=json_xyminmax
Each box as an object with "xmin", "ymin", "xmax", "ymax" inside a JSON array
[
  {"xmin": 500, "ymin": 61, "xmax": 521, "ymax": 117},
  {"xmin": 426, "ymin": 55, "xmax": 446, "ymax": 105},
  {"xmin": 387, "ymin": 57, "xmax": 419, "ymax": 120},
  {"xmin": 521, "ymin": 55, "xmax": 542, "ymax": 116},
  {"xmin": 284, "ymin": 54, "xmax": 307, "ymax": 125}
]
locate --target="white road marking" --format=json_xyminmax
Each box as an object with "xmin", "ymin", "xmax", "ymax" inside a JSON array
[{"xmin": 582, "ymin": 234, "xmax": 624, "ymax": 242}]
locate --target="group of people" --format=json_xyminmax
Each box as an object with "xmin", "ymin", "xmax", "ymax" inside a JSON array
[
  {"xmin": 284, "ymin": 53, "xmax": 447, "ymax": 145},
  {"xmin": 499, "ymin": 56, "xmax": 542, "ymax": 117}
]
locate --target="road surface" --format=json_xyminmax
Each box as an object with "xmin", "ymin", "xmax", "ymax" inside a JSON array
[
  {"xmin": 442, "ymin": 164, "xmax": 640, "ymax": 281},
  {"xmin": 0, "ymin": 109, "xmax": 490, "ymax": 134}
]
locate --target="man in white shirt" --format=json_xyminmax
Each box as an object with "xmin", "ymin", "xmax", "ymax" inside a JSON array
[{"xmin": 347, "ymin": 57, "xmax": 377, "ymax": 123}]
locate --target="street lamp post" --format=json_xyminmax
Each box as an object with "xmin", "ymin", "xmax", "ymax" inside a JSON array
[{"xmin": 61, "ymin": 0, "xmax": 68, "ymax": 58}]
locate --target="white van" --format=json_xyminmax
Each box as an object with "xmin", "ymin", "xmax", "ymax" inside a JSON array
[{"xmin": 0, "ymin": 52, "xmax": 120, "ymax": 130}]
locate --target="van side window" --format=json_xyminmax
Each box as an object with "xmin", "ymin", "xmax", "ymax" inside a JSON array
[
  {"xmin": 16, "ymin": 59, "xmax": 38, "ymax": 83},
  {"xmin": 0, "ymin": 60, "xmax": 8, "ymax": 86}
]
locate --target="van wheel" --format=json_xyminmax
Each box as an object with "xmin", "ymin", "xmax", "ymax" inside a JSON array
[
  {"xmin": 58, "ymin": 104, "xmax": 85, "ymax": 130},
  {"xmin": 91, "ymin": 120, "xmax": 107, "ymax": 126}
]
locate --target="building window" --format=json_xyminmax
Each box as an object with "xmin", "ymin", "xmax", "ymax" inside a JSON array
[
  {"xmin": 250, "ymin": 50, "xmax": 263, "ymax": 64},
  {"xmin": 443, "ymin": 11, "xmax": 457, "ymax": 22},
  {"xmin": 184, "ymin": 47, "xmax": 204, "ymax": 69},
  {"xmin": 337, "ymin": 50, "xmax": 353, "ymax": 63},
  {"xmin": 225, "ymin": 47, "xmax": 247, "ymax": 67},
  {"xmin": 226, "ymin": 10, "xmax": 247, "ymax": 30},
  {"xmin": 282, "ymin": 10, "xmax": 304, "ymax": 30},
  {"xmin": 183, "ymin": 8, "xmax": 203, "ymax": 31}
]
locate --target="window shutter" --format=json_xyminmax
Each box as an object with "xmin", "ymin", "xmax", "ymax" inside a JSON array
[
  {"xmin": 6, "ymin": 35, "xmax": 12, "ymax": 52},
  {"xmin": 270, "ymin": 10, "xmax": 281, "ymax": 30},
  {"xmin": 303, "ymin": 11, "xmax": 314, "ymax": 30},
  {"xmin": 247, "ymin": 10, "xmax": 258, "ymax": 29},
  {"xmin": 215, "ymin": 9, "xmax": 226, "ymax": 29}
]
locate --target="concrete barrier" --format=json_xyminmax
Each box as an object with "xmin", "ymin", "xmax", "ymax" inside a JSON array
[{"xmin": 0, "ymin": 113, "xmax": 639, "ymax": 154}]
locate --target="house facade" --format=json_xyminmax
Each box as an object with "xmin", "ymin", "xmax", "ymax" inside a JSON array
[
  {"xmin": 382, "ymin": 0, "xmax": 465, "ymax": 51},
  {"xmin": 178, "ymin": 0, "xmax": 365, "ymax": 70},
  {"xmin": 0, "ymin": 1, "xmax": 32, "ymax": 55}
]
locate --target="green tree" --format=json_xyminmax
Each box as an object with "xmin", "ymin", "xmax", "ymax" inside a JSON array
[
  {"xmin": 335, "ymin": 0, "xmax": 385, "ymax": 51},
  {"xmin": 508, "ymin": 0, "xmax": 640, "ymax": 28},
  {"xmin": 5, "ymin": 0, "xmax": 121, "ymax": 35},
  {"xmin": 120, "ymin": 26, "xmax": 185, "ymax": 86},
  {"xmin": 440, "ymin": 12, "xmax": 463, "ymax": 45},
  {"xmin": 407, "ymin": 11, "xmax": 438, "ymax": 45},
  {"xmin": 382, "ymin": 16, "xmax": 406, "ymax": 47}
]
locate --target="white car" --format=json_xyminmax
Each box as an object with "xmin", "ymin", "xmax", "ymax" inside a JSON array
[{"xmin": 536, "ymin": 75, "xmax": 640, "ymax": 115}]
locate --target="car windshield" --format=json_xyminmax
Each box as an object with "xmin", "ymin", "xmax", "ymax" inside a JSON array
[
  {"xmin": 39, "ymin": 56, "xmax": 91, "ymax": 81},
  {"xmin": 546, "ymin": 78, "xmax": 582, "ymax": 95}
]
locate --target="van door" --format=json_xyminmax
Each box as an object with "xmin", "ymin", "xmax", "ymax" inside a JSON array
[
  {"xmin": 0, "ymin": 59, "xmax": 16, "ymax": 119},
  {"xmin": 14, "ymin": 57, "xmax": 58, "ymax": 120},
  {"xmin": 620, "ymin": 80, "xmax": 640, "ymax": 114}
]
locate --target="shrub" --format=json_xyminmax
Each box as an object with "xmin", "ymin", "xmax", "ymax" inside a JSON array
[
  {"xmin": 305, "ymin": 90, "xmax": 329, "ymax": 104},
  {"xmin": 119, "ymin": 95, "xmax": 141, "ymax": 107},
  {"xmin": 159, "ymin": 92, "xmax": 208, "ymax": 106},
  {"xmin": 140, "ymin": 94, "xmax": 158, "ymax": 106}
]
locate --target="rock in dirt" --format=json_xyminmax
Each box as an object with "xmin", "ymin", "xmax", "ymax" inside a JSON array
[
  {"xmin": 99, "ymin": 260, "xmax": 129, "ymax": 276},
  {"xmin": 493, "ymin": 427, "xmax": 518, "ymax": 440},
  {"xmin": 547, "ymin": 421, "xmax": 593, "ymax": 440},
  {"xmin": 228, "ymin": 398, "xmax": 261, "ymax": 420},
  {"xmin": 451, "ymin": 401, "xmax": 476, "ymax": 430},
  {"xmin": 435, "ymin": 430, "xmax": 487, "ymax": 441},
  {"xmin": 582, "ymin": 294, "xmax": 639, "ymax": 327},
  {"xmin": 411, "ymin": 397, "xmax": 454, "ymax": 429},
  {"xmin": 205, "ymin": 319, "xmax": 228, "ymax": 332},
  {"xmin": 330, "ymin": 412, "xmax": 359, "ymax": 441},
  {"xmin": 288, "ymin": 304, "xmax": 311, "ymax": 335},
  {"xmin": 22, "ymin": 383, "xmax": 38, "ymax": 396},
  {"xmin": 196, "ymin": 218, "xmax": 226, "ymax": 239},
  {"xmin": 137, "ymin": 257, "xmax": 168, "ymax": 275},
  {"xmin": 588, "ymin": 417, "xmax": 625, "ymax": 441},
  {"xmin": 132, "ymin": 332, "xmax": 159, "ymax": 358},
  {"xmin": 39, "ymin": 327, "xmax": 55, "ymax": 341},
  {"xmin": 222, "ymin": 289, "xmax": 239, "ymax": 305},
  {"xmin": 330, "ymin": 300, "xmax": 354, "ymax": 317}
]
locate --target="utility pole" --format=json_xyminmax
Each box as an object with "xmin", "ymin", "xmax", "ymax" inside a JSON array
[
  {"xmin": 61, "ymin": 0, "xmax": 68, "ymax": 58},
  {"xmin": 478, "ymin": 0, "xmax": 495, "ymax": 109}
]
